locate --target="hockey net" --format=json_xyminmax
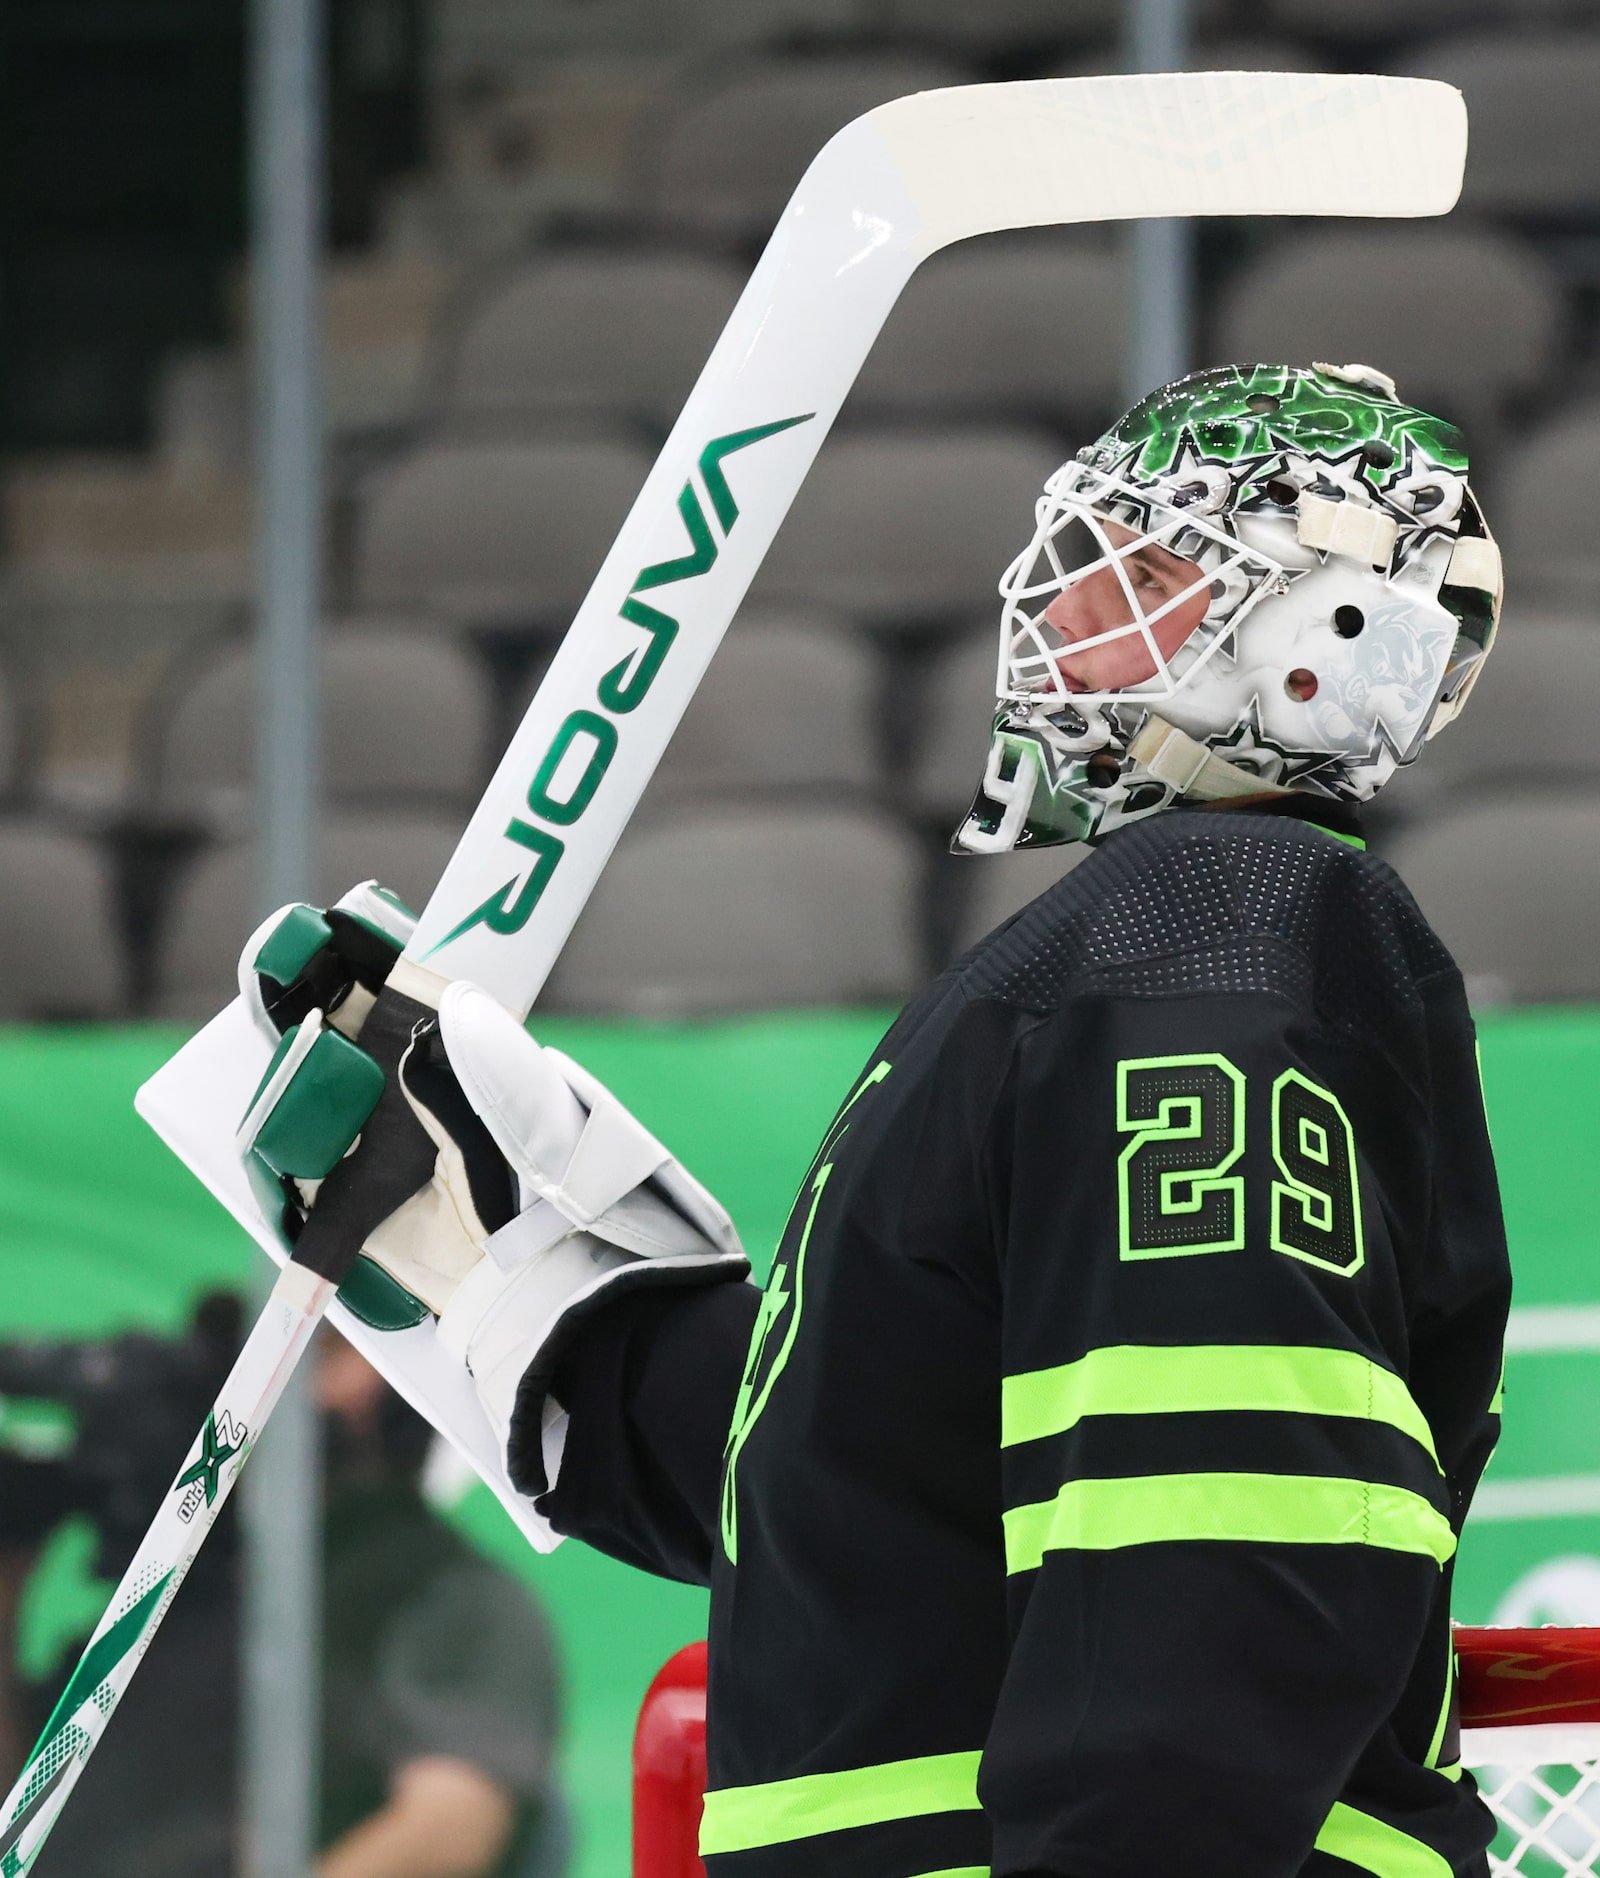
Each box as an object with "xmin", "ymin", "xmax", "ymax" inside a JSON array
[
  {"xmin": 1458, "ymin": 1627, "xmax": 1600, "ymax": 1876},
  {"xmin": 633, "ymin": 1630, "xmax": 1600, "ymax": 1878}
]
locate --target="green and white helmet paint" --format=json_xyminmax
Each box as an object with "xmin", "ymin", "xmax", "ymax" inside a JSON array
[{"xmin": 957, "ymin": 362, "xmax": 1503, "ymax": 853}]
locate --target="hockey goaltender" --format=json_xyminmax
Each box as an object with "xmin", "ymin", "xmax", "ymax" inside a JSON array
[{"xmin": 242, "ymin": 362, "xmax": 1512, "ymax": 1878}]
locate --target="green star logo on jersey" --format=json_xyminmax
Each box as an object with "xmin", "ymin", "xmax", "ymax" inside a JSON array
[{"xmin": 176, "ymin": 1411, "xmax": 246, "ymax": 1512}]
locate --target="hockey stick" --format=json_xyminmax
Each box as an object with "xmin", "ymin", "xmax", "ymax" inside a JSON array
[{"xmin": 2, "ymin": 72, "xmax": 1465, "ymax": 1872}]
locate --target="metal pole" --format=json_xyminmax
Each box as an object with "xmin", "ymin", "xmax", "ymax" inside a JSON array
[
  {"xmin": 246, "ymin": 0, "xmax": 324, "ymax": 1870},
  {"xmin": 1124, "ymin": 0, "xmax": 1194, "ymax": 401}
]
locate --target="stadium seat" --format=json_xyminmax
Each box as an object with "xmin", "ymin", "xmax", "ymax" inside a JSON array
[
  {"xmin": 851, "ymin": 233, "xmax": 1124, "ymax": 431},
  {"xmin": 1052, "ymin": 32, "xmax": 1313, "ymax": 76},
  {"xmin": 140, "ymin": 625, "xmax": 492, "ymax": 833},
  {"xmin": 1379, "ymin": 612, "xmax": 1600, "ymax": 821},
  {"xmin": 877, "ymin": 0, "xmax": 1122, "ymax": 51},
  {"xmin": 953, "ymin": 841, "xmax": 1090, "ymax": 953},
  {"xmin": 751, "ymin": 427, "xmax": 1063, "ymax": 636},
  {"xmin": 1386, "ymin": 795, "xmax": 1600, "ymax": 1006},
  {"xmin": 633, "ymin": 52, "xmax": 970, "ymax": 245},
  {"xmin": 153, "ymin": 809, "xmax": 464, "ymax": 1022},
  {"xmin": 1404, "ymin": 32, "xmax": 1600, "ymax": 222},
  {"xmin": 649, "ymin": 615, "xmax": 882, "ymax": 797},
  {"xmin": 679, "ymin": 0, "xmax": 863, "ymax": 48},
  {"xmin": 1264, "ymin": 0, "xmax": 1507, "ymax": 40},
  {"xmin": 0, "ymin": 659, "xmax": 22, "ymax": 801},
  {"xmin": 1181, "ymin": 34, "xmax": 1315, "ymax": 70},
  {"xmin": 350, "ymin": 434, "xmax": 651, "ymax": 630},
  {"xmin": 0, "ymin": 822, "xmax": 123, "ymax": 1019},
  {"xmin": 909, "ymin": 628, "xmax": 999, "ymax": 821},
  {"xmin": 1495, "ymin": 404, "xmax": 1600, "ymax": 605},
  {"xmin": 1209, "ymin": 225, "xmax": 1563, "ymax": 446},
  {"xmin": 542, "ymin": 802, "xmax": 924, "ymax": 1013},
  {"xmin": 439, "ymin": 251, "xmax": 746, "ymax": 433}
]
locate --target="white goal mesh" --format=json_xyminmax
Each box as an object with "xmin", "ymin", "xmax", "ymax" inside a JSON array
[{"xmin": 1466, "ymin": 1721, "xmax": 1600, "ymax": 1873}]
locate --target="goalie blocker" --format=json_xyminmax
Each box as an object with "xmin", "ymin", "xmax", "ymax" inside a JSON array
[{"xmin": 236, "ymin": 885, "xmax": 750, "ymax": 1499}]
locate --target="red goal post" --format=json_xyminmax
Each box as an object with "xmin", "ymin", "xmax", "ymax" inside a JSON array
[{"xmin": 633, "ymin": 1630, "xmax": 1600, "ymax": 1878}]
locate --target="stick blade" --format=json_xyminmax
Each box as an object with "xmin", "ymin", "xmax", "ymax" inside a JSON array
[{"xmin": 863, "ymin": 72, "xmax": 1467, "ymax": 248}]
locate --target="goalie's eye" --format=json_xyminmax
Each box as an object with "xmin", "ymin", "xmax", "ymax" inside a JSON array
[{"xmin": 1264, "ymin": 478, "xmax": 1299, "ymax": 508}]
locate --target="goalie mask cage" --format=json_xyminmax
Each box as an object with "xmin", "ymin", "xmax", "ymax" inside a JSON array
[{"xmin": 632, "ymin": 1631, "xmax": 1600, "ymax": 1877}]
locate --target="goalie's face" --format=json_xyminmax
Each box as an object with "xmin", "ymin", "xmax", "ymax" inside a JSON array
[{"xmin": 1042, "ymin": 520, "xmax": 1210, "ymax": 692}]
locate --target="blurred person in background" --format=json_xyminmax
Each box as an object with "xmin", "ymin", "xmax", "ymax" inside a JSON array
[
  {"xmin": 313, "ymin": 1330, "xmax": 568, "ymax": 1878},
  {"xmin": 0, "ymin": 1304, "xmax": 566, "ymax": 1877},
  {"xmin": 0, "ymin": 1290, "xmax": 245, "ymax": 1878}
]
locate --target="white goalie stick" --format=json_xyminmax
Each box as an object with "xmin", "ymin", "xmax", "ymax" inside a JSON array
[{"xmin": 0, "ymin": 72, "xmax": 1466, "ymax": 1872}]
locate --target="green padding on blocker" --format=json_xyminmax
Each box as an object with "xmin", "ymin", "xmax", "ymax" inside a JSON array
[
  {"xmin": 253, "ymin": 904, "xmax": 333, "ymax": 987},
  {"xmin": 252, "ymin": 1027, "xmax": 385, "ymax": 1181},
  {"xmin": 336, "ymin": 1255, "xmax": 431, "ymax": 1331},
  {"xmin": 699, "ymin": 1749, "xmax": 982, "ymax": 1855}
]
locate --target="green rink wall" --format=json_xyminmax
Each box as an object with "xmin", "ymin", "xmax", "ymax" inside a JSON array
[{"xmin": 1, "ymin": 1006, "xmax": 1599, "ymax": 1875}]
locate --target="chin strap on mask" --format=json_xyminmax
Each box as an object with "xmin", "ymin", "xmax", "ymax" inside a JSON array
[{"xmin": 1128, "ymin": 716, "xmax": 1293, "ymax": 803}]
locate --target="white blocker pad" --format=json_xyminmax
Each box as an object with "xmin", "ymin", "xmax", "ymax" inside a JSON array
[{"xmin": 136, "ymin": 997, "xmax": 559, "ymax": 1553}]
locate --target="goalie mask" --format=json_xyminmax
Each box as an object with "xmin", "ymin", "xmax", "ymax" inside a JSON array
[{"xmin": 956, "ymin": 362, "xmax": 1503, "ymax": 853}]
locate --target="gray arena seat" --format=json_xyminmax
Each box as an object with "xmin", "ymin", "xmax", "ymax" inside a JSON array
[
  {"xmin": 440, "ymin": 252, "xmax": 745, "ymax": 432},
  {"xmin": 1265, "ymin": 0, "xmax": 1511, "ymax": 39},
  {"xmin": 634, "ymin": 52, "xmax": 969, "ymax": 245},
  {"xmin": 0, "ymin": 822, "xmax": 123, "ymax": 1019},
  {"xmin": 1210, "ymin": 225, "xmax": 1563, "ymax": 446},
  {"xmin": 142, "ymin": 625, "xmax": 492, "ymax": 833},
  {"xmin": 954, "ymin": 842, "xmax": 1090, "ymax": 953},
  {"xmin": 1386, "ymin": 796, "xmax": 1600, "ymax": 1006},
  {"xmin": 851, "ymin": 233, "xmax": 1125, "ymax": 431},
  {"xmin": 1496, "ymin": 405, "xmax": 1600, "ymax": 605},
  {"xmin": 752, "ymin": 427, "xmax": 1062, "ymax": 636},
  {"xmin": 651, "ymin": 617, "xmax": 882, "ymax": 798},
  {"xmin": 1379, "ymin": 612, "xmax": 1600, "ymax": 821},
  {"xmin": 910, "ymin": 629, "xmax": 1000, "ymax": 821},
  {"xmin": 1404, "ymin": 32, "xmax": 1600, "ymax": 221},
  {"xmin": 878, "ymin": 0, "xmax": 1122, "ymax": 51},
  {"xmin": 1182, "ymin": 34, "xmax": 1316, "ymax": 70},
  {"xmin": 542, "ymin": 802, "xmax": 924, "ymax": 1014},
  {"xmin": 351, "ymin": 435, "xmax": 651, "ymax": 629},
  {"xmin": 1052, "ymin": 33, "xmax": 1313, "ymax": 77},
  {"xmin": 154, "ymin": 809, "xmax": 464, "ymax": 1021},
  {"xmin": 0, "ymin": 660, "xmax": 21, "ymax": 801}
]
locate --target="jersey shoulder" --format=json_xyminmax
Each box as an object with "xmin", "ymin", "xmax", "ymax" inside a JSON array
[{"xmin": 957, "ymin": 807, "xmax": 1457, "ymax": 1025}]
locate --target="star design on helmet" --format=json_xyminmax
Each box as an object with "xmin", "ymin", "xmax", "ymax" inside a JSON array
[{"xmin": 1209, "ymin": 701, "xmax": 1358, "ymax": 798}]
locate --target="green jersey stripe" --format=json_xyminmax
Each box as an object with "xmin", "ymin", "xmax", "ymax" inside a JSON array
[
  {"xmin": 1004, "ymin": 1472, "xmax": 1456, "ymax": 1575},
  {"xmin": 908, "ymin": 1869, "xmax": 988, "ymax": 1877},
  {"xmin": 1001, "ymin": 1344, "xmax": 1439, "ymax": 1468},
  {"xmin": 1314, "ymin": 1799, "xmax": 1454, "ymax": 1876},
  {"xmin": 698, "ymin": 1750, "xmax": 982, "ymax": 1856}
]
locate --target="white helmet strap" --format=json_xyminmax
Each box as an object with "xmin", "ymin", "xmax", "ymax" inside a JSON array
[
  {"xmin": 1444, "ymin": 532, "xmax": 1503, "ymax": 603},
  {"xmin": 1296, "ymin": 490, "xmax": 1400, "ymax": 569},
  {"xmin": 1128, "ymin": 716, "xmax": 1295, "ymax": 803}
]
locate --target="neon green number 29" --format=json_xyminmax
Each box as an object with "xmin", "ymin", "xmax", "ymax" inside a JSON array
[
  {"xmin": 1116, "ymin": 1054, "xmax": 1246, "ymax": 1260},
  {"xmin": 1114, "ymin": 1055, "xmax": 1364, "ymax": 1276},
  {"xmin": 1270, "ymin": 1069, "xmax": 1365, "ymax": 1276}
]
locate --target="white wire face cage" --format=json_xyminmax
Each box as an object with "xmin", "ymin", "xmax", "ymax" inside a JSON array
[{"xmin": 996, "ymin": 460, "xmax": 1290, "ymax": 713}]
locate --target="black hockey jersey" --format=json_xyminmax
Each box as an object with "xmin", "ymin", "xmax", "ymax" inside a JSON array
[{"xmin": 540, "ymin": 801, "xmax": 1510, "ymax": 1878}]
